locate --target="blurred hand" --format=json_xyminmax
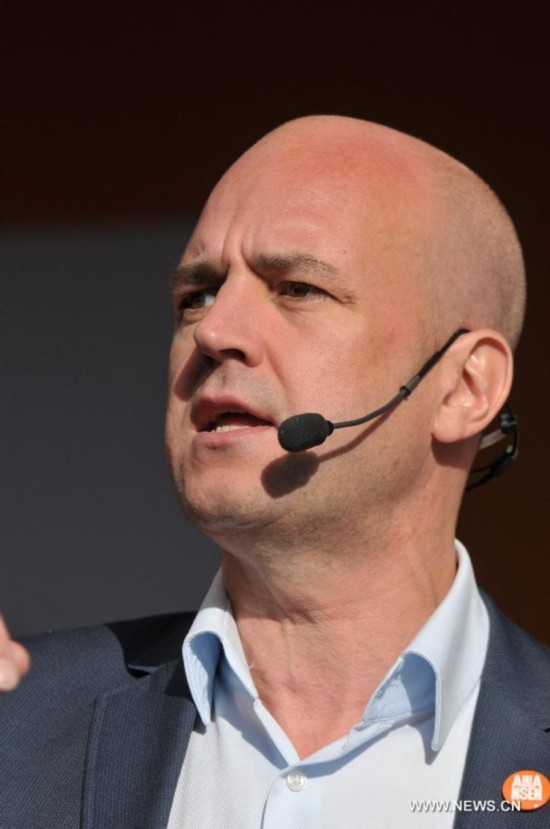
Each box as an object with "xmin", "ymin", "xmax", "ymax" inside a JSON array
[{"xmin": 0, "ymin": 615, "xmax": 30, "ymax": 691}]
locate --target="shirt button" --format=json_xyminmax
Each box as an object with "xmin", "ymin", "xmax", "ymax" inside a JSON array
[{"xmin": 286, "ymin": 771, "xmax": 307, "ymax": 792}]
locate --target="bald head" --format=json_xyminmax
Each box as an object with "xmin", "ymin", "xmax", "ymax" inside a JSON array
[{"xmin": 207, "ymin": 115, "xmax": 526, "ymax": 349}]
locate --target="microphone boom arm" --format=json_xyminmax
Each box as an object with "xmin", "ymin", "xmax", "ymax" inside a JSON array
[{"xmin": 278, "ymin": 328, "xmax": 469, "ymax": 451}]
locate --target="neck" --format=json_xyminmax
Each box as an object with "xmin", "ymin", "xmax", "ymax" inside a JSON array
[{"xmin": 219, "ymin": 522, "xmax": 458, "ymax": 757}]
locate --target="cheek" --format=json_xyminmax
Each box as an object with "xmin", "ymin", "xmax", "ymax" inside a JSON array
[
  {"xmin": 165, "ymin": 343, "xmax": 195, "ymax": 449},
  {"xmin": 304, "ymin": 324, "xmax": 371, "ymax": 391},
  {"xmin": 167, "ymin": 334, "xmax": 205, "ymax": 403},
  {"xmin": 276, "ymin": 342, "xmax": 366, "ymax": 422},
  {"xmin": 164, "ymin": 398, "xmax": 181, "ymax": 466}
]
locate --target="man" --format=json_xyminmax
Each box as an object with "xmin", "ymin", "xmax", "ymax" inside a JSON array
[{"xmin": 1, "ymin": 116, "xmax": 548, "ymax": 828}]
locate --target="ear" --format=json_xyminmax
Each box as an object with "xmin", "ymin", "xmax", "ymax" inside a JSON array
[{"xmin": 432, "ymin": 329, "xmax": 513, "ymax": 444}]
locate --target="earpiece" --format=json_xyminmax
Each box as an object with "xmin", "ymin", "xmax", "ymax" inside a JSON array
[{"xmin": 467, "ymin": 404, "xmax": 518, "ymax": 491}]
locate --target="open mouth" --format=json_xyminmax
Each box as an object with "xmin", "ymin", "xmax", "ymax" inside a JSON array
[
  {"xmin": 207, "ymin": 412, "xmax": 273, "ymax": 433},
  {"xmin": 192, "ymin": 396, "xmax": 275, "ymax": 436}
]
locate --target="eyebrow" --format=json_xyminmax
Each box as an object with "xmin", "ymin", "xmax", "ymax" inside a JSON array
[
  {"xmin": 253, "ymin": 251, "xmax": 355, "ymax": 303},
  {"xmin": 252, "ymin": 251, "xmax": 339, "ymax": 279},
  {"xmin": 170, "ymin": 261, "xmax": 225, "ymax": 292},
  {"xmin": 170, "ymin": 250, "xmax": 351, "ymax": 299}
]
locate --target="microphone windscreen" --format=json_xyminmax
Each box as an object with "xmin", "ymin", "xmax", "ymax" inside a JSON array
[{"xmin": 278, "ymin": 413, "xmax": 333, "ymax": 452}]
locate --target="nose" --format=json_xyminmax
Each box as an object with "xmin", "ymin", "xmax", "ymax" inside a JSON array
[{"xmin": 193, "ymin": 272, "xmax": 265, "ymax": 367}]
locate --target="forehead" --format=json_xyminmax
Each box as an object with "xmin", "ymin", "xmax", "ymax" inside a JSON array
[
  {"xmin": 183, "ymin": 170, "xmax": 365, "ymax": 267},
  {"xmin": 180, "ymin": 153, "xmax": 433, "ymax": 328}
]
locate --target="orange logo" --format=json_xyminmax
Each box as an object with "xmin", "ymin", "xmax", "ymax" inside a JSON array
[{"xmin": 502, "ymin": 770, "xmax": 550, "ymax": 811}]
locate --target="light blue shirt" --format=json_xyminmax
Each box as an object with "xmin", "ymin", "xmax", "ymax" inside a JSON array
[{"xmin": 167, "ymin": 541, "xmax": 489, "ymax": 828}]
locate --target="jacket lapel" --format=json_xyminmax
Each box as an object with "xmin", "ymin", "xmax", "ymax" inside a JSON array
[
  {"xmin": 81, "ymin": 657, "xmax": 196, "ymax": 829},
  {"xmin": 454, "ymin": 598, "xmax": 550, "ymax": 828},
  {"xmin": 81, "ymin": 610, "xmax": 198, "ymax": 829}
]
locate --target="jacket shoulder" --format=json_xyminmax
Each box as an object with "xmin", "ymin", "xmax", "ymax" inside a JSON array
[
  {"xmin": 20, "ymin": 610, "xmax": 197, "ymax": 677},
  {"xmin": 482, "ymin": 594, "xmax": 550, "ymax": 703},
  {"xmin": 0, "ymin": 612, "xmax": 196, "ymax": 828}
]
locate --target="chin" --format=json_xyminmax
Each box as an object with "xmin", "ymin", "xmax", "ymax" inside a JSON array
[{"xmin": 171, "ymin": 469, "xmax": 278, "ymax": 536}]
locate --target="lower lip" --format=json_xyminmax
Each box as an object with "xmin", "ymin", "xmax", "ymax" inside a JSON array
[{"xmin": 193, "ymin": 424, "xmax": 276, "ymax": 448}]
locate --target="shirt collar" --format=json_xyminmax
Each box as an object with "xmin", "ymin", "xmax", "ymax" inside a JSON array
[
  {"xmin": 183, "ymin": 570, "xmax": 255, "ymax": 726},
  {"xmin": 399, "ymin": 539, "xmax": 489, "ymax": 750},
  {"xmin": 183, "ymin": 541, "xmax": 488, "ymax": 749}
]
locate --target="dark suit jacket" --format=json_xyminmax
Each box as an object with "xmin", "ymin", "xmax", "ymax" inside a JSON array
[{"xmin": 1, "ymin": 597, "xmax": 549, "ymax": 828}]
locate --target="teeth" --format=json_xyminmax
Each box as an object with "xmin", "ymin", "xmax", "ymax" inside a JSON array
[{"xmin": 214, "ymin": 423, "xmax": 249, "ymax": 433}]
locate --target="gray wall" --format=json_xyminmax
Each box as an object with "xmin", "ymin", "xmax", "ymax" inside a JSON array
[{"xmin": 2, "ymin": 223, "xmax": 218, "ymax": 635}]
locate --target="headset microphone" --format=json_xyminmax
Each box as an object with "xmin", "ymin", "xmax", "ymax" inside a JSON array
[
  {"xmin": 277, "ymin": 328, "xmax": 519, "ymax": 490},
  {"xmin": 278, "ymin": 328, "xmax": 468, "ymax": 453},
  {"xmin": 277, "ymin": 413, "xmax": 335, "ymax": 453}
]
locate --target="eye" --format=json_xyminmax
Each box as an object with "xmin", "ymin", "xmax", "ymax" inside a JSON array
[
  {"xmin": 279, "ymin": 281, "xmax": 326, "ymax": 300},
  {"xmin": 176, "ymin": 287, "xmax": 219, "ymax": 320}
]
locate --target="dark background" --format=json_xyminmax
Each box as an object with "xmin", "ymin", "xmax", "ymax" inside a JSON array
[{"xmin": 2, "ymin": 2, "xmax": 549, "ymax": 640}]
